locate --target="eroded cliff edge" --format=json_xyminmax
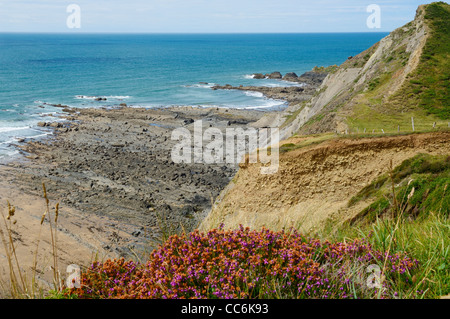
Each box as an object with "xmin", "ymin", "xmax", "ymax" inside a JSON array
[{"xmin": 200, "ymin": 2, "xmax": 450, "ymax": 232}]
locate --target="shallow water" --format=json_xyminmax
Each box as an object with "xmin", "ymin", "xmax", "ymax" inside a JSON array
[{"xmin": 0, "ymin": 32, "xmax": 388, "ymax": 159}]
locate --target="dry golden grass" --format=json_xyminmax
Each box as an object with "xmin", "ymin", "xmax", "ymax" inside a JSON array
[{"xmin": 0, "ymin": 183, "xmax": 62, "ymax": 298}]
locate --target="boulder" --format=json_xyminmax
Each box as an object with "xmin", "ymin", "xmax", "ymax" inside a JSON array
[
  {"xmin": 297, "ymin": 71, "xmax": 329, "ymax": 86},
  {"xmin": 268, "ymin": 72, "xmax": 282, "ymax": 79},
  {"xmin": 252, "ymin": 73, "xmax": 265, "ymax": 79},
  {"xmin": 49, "ymin": 122, "xmax": 63, "ymax": 128},
  {"xmin": 282, "ymin": 72, "xmax": 299, "ymax": 80},
  {"xmin": 47, "ymin": 103, "xmax": 69, "ymax": 108}
]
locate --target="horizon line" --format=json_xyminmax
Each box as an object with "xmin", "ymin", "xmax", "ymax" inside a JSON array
[{"xmin": 0, "ymin": 31, "xmax": 392, "ymax": 35}]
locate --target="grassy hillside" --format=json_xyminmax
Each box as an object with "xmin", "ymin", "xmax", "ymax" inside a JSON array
[
  {"xmin": 388, "ymin": 2, "xmax": 450, "ymax": 119},
  {"xmin": 320, "ymin": 153, "xmax": 450, "ymax": 298},
  {"xmin": 291, "ymin": 2, "xmax": 449, "ymax": 136},
  {"xmin": 348, "ymin": 153, "xmax": 449, "ymax": 224},
  {"xmin": 346, "ymin": 2, "xmax": 450, "ymax": 133}
]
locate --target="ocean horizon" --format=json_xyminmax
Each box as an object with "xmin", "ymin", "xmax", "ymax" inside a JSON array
[{"xmin": 0, "ymin": 32, "xmax": 388, "ymax": 159}]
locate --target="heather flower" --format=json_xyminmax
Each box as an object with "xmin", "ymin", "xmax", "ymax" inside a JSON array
[{"xmin": 69, "ymin": 227, "xmax": 418, "ymax": 299}]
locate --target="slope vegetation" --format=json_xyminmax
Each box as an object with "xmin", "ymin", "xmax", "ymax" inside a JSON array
[
  {"xmin": 278, "ymin": 2, "xmax": 449, "ymax": 138},
  {"xmin": 200, "ymin": 132, "xmax": 450, "ymax": 232}
]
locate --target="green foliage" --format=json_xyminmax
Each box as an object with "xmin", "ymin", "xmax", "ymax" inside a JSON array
[
  {"xmin": 391, "ymin": 2, "xmax": 450, "ymax": 119},
  {"xmin": 304, "ymin": 113, "xmax": 325, "ymax": 126},
  {"xmin": 368, "ymin": 78, "xmax": 381, "ymax": 91},
  {"xmin": 349, "ymin": 153, "xmax": 450, "ymax": 224},
  {"xmin": 325, "ymin": 208, "xmax": 450, "ymax": 299},
  {"xmin": 313, "ymin": 65, "xmax": 339, "ymax": 74},
  {"xmin": 279, "ymin": 143, "xmax": 296, "ymax": 153},
  {"xmin": 46, "ymin": 289, "xmax": 79, "ymax": 299},
  {"xmin": 321, "ymin": 153, "xmax": 450, "ymax": 299},
  {"xmin": 348, "ymin": 175, "xmax": 388, "ymax": 207}
]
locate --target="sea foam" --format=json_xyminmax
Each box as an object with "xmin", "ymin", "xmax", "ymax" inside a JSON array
[{"xmin": 75, "ymin": 95, "xmax": 131, "ymax": 100}]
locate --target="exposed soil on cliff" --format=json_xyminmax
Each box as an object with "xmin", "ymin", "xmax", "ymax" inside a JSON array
[{"xmin": 200, "ymin": 131, "xmax": 450, "ymax": 233}]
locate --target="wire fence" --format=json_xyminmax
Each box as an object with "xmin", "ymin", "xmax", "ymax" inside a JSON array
[{"xmin": 341, "ymin": 117, "xmax": 450, "ymax": 135}]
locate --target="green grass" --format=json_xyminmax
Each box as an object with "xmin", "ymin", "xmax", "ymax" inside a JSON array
[
  {"xmin": 284, "ymin": 3, "xmax": 449, "ymax": 135},
  {"xmin": 317, "ymin": 153, "xmax": 450, "ymax": 298},
  {"xmin": 303, "ymin": 113, "xmax": 325, "ymax": 127},
  {"xmin": 346, "ymin": 2, "xmax": 449, "ymax": 132},
  {"xmin": 313, "ymin": 65, "xmax": 339, "ymax": 74},
  {"xmin": 347, "ymin": 103, "xmax": 448, "ymax": 134},
  {"xmin": 281, "ymin": 103, "xmax": 307, "ymax": 128},
  {"xmin": 389, "ymin": 2, "xmax": 450, "ymax": 119},
  {"xmin": 348, "ymin": 153, "xmax": 450, "ymax": 224},
  {"xmin": 319, "ymin": 211, "xmax": 450, "ymax": 299},
  {"xmin": 278, "ymin": 133, "xmax": 335, "ymax": 154}
]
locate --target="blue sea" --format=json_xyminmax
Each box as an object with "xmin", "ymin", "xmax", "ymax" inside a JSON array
[{"xmin": 0, "ymin": 33, "xmax": 388, "ymax": 159}]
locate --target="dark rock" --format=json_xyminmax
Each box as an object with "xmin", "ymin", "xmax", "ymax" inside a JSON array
[
  {"xmin": 49, "ymin": 122, "xmax": 63, "ymax": 128},
  {"xmin": 252, "ymin": 73, "xmax": 265, "ymax": 79},
  {"xmin": 282, "ymin": 72, "xmax": 299, "ymax": 80},
  {"xmin": 186, "ymin": 194, "xmax": 209, "ymax": 206},
  {"xmin": 268, "ymin": 72, "xmax": 282, "ymax": 79},
  {"xmin": 297, "ymin": 71, "xmax": 328, "ymax": 86},
  {"xmin": 62, "ymin": 108, "xmax": 76, "ymax": 113},
  {"xmin": 132, "ymin": 231, "xmax": 141, "ymax": 237},
  {"xmin": 180, "ymin": 205, "xmax": 195, "ymax": 217}
]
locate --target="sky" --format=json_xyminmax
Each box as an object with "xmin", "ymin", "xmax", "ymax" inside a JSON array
[{"xmin": 0, "ymin": 0, "xmax": 448, "ymax": 33}]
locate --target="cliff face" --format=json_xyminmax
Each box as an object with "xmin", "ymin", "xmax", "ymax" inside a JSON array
[
  {"xmin": 199, "ymin": 3, "xmax": 450, "ymax": 232},
  {"xmin": 199, "ymin": 132, "xmax": 450, "ymax": 232},
  {"xmin": 272, "ymin": 2, "xmax": 449, "ymax": 138},
  {"xmin": 280, "ymin": 4, "xmax": 432, "ymax": 137}
]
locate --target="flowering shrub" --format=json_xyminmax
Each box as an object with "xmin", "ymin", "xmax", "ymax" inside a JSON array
[{"xmin": 68, "ymin": 226, "xmax": 418, "ymax": 299}]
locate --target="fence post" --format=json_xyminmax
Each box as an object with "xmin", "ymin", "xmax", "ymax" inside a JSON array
[{"xmin": 411, "ymin": 117, "xmax": 415, "ymax": 132}]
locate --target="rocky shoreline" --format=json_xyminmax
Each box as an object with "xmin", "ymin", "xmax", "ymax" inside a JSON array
[
  {"xmin": 0, "ymin": 68, "xmax": 327, "ymax": 262},
  {"xmin": 2, "ymin": 105, "xmax": 267, "ymax": 258},
  {"xmin": 213, "ymin": 70, "xmax": 328, "ymax": 107}
]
